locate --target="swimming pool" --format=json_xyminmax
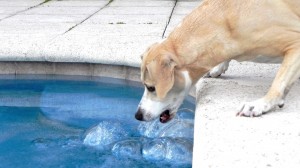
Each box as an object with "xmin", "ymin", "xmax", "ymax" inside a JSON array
[{"xmin": 0, "ymin": 75, "xmax": 195, "ymax": 168}]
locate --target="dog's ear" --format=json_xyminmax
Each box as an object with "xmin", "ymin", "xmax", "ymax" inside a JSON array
[{"xmin": 156, "ymin": 54, "xmax": 177, "ymax": 99}]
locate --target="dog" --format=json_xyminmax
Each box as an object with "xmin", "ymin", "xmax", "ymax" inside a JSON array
[{"xmin": 135, "ymin": 0, "xmax": 300, "ymax": 123}]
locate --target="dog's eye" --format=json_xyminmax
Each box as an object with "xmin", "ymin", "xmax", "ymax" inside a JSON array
[{"xmin": 147, "ymin": 86, "xmax": 155, "ymax": 92}]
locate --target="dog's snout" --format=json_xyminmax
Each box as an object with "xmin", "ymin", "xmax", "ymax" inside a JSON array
[{"xmin": 135, "ymin": 109, "xmax": 144, "ymax": 121}]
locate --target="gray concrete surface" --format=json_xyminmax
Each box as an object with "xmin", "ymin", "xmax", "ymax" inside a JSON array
[
  {"xmin": 193, "ymin": 61, "xmax": 300, "ymax": 168},
  {"xmin": 1, "ymin": 0, "xmax": 300, "ymax": 168}
]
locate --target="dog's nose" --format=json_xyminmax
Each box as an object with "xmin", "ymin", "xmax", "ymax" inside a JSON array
[{"xmin": 135, "ymin": 109, "xmax": 144, "ymax": 121}]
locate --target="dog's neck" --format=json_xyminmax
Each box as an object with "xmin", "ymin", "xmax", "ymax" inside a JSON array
[{"xmin": 163, "ymin": 38, "xmax": 227, "ymax": 84}]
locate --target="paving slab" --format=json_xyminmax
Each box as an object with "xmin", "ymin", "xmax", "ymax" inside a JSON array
[
  {"xmin": 0, "ymin": 15, "xmax": 9, "ymax": 19},
  {"xmin": 109, "ymin": 1, "xmax": 174, "ymax": 7},
  {"xmin": 0, "ymin": 0, "xmax": 42, "ymax": 7},
  {"xmin": 5, "ymin": 14, "xmax": 89, "ymax": 23},
  {"xmin": 0, "ymin": 34, "xmax": 58, "ymax": 62},
  {"xmin": 86, "ymin": 0, "xmax": 174, "ymax": 24},
  {"xmin": 86, "ymin": 14, "xmax": 170, "ymax": 25},
  {"xmin": 0, "ymin": 0, "xmax": 110, "ymax": 62},
  {"xmin": 39, "ymin": 35, "xmax": 159, "ymax": 67},
  {"xmin": 38, "ymin": 0, "xmax": 174, "ymax": 67},
  {"xmin": 45, "ymin": 0, "xmax": 108, "ymax": 7},
  {"xmin": 66, "ymin": 24, "xmax": 165, "ymax": 36},
  {"xmin": 22, "ymin": 6, "xmax": 101, "ymax": 15},
  {"xmin": 98, "ymin": 6, "xmax": 173, "ymax": 15},
  {"xmin": 0, "ymin": 0, "xmax": 44, "ymax": 20},
  {"xmin": 0, "ymin": 6, "xmax": 32, "ymax": 15},
  {"xmin": 164, "ymin": 0, "xmax": 200, "ymax": 37},
  {"xmin": 0, "ymin": 22, "xmax": 75, "ymax": 34}
]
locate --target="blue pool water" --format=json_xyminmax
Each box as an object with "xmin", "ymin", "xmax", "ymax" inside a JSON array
[{"xmin": 0, "ymin": 75, "xmax": 195, "ymax": 168}]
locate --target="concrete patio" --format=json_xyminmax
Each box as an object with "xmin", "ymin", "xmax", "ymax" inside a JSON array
[{"xmin": 0, "ymin": 0, "xmax": 300, "ymax": 167}]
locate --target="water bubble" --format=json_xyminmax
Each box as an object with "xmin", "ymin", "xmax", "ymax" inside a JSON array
[
  {"xmin": 142, "ymin": 137, "xmax": 193, "ymax": 165},
  {"xmin": 164, "ymin": 138, "xmax": 193, "ymax": 164},
  {"xmin": 138, "ymin": 118, "xmax": 194, "ymax": 139},
  {"xmin": 83, "ymin": 121, "xmax": 129, "ymax": 150},
  {"xmin": 112, "ymin": 139, "xmax": 143, "ymax": 159},
  {"xmin": 142, "ymin": 138, "xmax": 167, "ymax": 161}
]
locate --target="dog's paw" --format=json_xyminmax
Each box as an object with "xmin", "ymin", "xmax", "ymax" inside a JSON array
[
  {"xmin": 208, "ymin": 61, "xmax": 229, "ymax": 78},
  {"xmin": 236, "ymin": 98, "xmax": 284, "ymax": 117}
]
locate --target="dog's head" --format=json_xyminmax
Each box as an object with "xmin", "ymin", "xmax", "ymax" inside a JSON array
[{"xmin": 135, "ymin": 42, "xmax": 192, "ymax": 123}]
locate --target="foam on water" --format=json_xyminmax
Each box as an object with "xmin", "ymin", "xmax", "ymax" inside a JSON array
[{"xmin": 0, "ymin": 75, "xmax": 195, "ymax": 168}]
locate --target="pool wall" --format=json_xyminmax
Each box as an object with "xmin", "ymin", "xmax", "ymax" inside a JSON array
[{"xmin": 0, "ymin": 62, "xmax": 141, "ymax": 82}]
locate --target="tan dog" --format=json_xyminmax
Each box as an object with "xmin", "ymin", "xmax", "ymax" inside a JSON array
[{"xmin": 135, "ymin": 0, "xmax": 300, "ymax": 122}]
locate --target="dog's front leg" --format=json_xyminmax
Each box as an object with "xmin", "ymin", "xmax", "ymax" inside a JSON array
[
  {"xmin": 237, "ymin": 49, "xmax": 300, "ymax": 117},
  {"xmin": 207, "ymin": 60, "xmax": 230, "ymax": 78}
]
